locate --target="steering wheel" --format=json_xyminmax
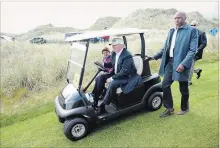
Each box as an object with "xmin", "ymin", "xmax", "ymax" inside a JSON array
[{"xmin": 94, "ymin": 61, "xmax": 109, "ymax": 72}]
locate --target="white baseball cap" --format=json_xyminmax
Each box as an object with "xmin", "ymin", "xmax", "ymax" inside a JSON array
[{"xmin": 109, "ymin": 38, "xmax": 124, "ymax": 46}]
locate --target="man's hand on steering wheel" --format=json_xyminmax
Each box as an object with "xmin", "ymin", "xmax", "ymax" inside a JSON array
[{"xmin": 94, "ymin": 61, "xmax": 109, "ymax": 72}]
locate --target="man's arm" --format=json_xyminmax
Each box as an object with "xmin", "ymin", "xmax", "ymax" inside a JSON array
[
  {"xmin": 153, "ymin": 30, "xmax": 171, "ymax": 60},
  {"xmin": 197, "ymin": 32, "xmax": 207, "ymax": 52},
  {"xmin": 181, "ymin": 28, "xmax": 198, "ymax": 68},
  {"xmin": 112, "ymin": 56, "xmax": 133, "ymax": 79}
]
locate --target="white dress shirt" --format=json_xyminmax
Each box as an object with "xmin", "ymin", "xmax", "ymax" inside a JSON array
[
  {"xmin": 170, "ymin": 28, "xmax": 178, "ymax": 57},
  {"xmin": 114, "ymin": 48, "xmax": 124, "ymax": 74}
]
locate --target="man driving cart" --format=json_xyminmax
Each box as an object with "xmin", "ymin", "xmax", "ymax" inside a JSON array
[{"xmin": 95, "ymin": 38, "xmax": 142, "ymax": 115}]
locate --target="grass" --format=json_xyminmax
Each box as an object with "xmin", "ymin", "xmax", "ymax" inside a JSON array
[
  {"xmin": 1, "ymin": 60, "xmax": 218, "ymax": 147},
  {"xmin": 0, "ymin": 87, "xmax": 60, "ymax": 127},
  {"xmin": 0, "ymin": 42, "xmax": 70, "ymax": 97},
  {"xmin": 0, "ymin": 32, "xmax": 218, "ymax": 147}
]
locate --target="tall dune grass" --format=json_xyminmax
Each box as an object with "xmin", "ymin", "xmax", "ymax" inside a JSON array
[
  {"xmin": 1, "ymin": 42, "xmax": 70, "ymax": 98},
  {"xmin": 1, "ymin": 33, "xmax": 218, "ymax": 97},
  {"xmin": 0, "ymin": 32, "xmax": 218, "ymax": 116}
]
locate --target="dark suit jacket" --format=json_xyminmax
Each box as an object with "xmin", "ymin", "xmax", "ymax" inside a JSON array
[
  {"xmin": 110, "ymin": 48, "xmax": 142, "ymax": 94},
  {"xmin": 195, "ymin": 30, "xmax": 207, "ymax": 60}
]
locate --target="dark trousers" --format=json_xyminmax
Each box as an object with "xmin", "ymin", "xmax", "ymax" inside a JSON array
[
  {"xmin": 102, "ymin": 79, "xmax": 128, "ymax": 105},
  {"xmin": 92, "ymin": 73, "xmax": 112, "ymax": 99},
  {"xmin": 162, "ymin": 59, "xmax": 189, "ymax": 111}
]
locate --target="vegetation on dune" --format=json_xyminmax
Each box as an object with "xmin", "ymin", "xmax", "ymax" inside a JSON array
[
  {"xmin": 16, "ymin": 24, "xmax": 78, "ymax": 41},
  {"xmin": 89, "ymin": 16, "xmax": 121, "ymax": 30},
  {"xmin": 112, "ymin": 8, "xmax": 218, "ymax": 31}
]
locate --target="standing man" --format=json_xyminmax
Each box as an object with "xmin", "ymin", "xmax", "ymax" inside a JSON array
[
  {"xmin": 148, "ymin": 12, "xmax": 198, "ymax": 117},
  {"xmin": 96, "ymin": 38, "xmax": 142, "ymax": 115},
  {"xmin": 189, "ymin": 20, "xmax": 207, "ymax": 86}
]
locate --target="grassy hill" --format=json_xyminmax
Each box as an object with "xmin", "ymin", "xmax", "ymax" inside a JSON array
[
  {"xmin": 7, "ymin": 8, "xmax": 217, "ymax": 42},
  {"xmin": 16, "ymin": 24, "xmax": 78, "ymax": 41},
  {"xmin": 112, "ymin": 8, "xmax": 218, "ymax": 31},
  {"xmin": 89, "ymin": 16, "xmax": 121, "ymax": 30},
  {"xmin": 1, "ymin": 32, "xmax": 19, "ymax": 37}
]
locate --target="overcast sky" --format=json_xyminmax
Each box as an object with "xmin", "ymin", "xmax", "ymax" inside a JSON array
[{"xmin": 1, "ymin": 1, "xmax": 219, "ymax": 34}]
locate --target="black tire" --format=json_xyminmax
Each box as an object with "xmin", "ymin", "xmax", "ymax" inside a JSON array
[
  {"xmin": 55, "ymin": 109, "xmax": 65, "ymax": 123},
  {"xmin": 63, "ymin": 118, "xmax": 89, "ymax": 141},
  {"xmin": 147, "ymin": 92, "xmax": 163, "ymax": 111},
  {"xmin": 58, "ymin": 116, "xmax": 65, "ymax": 123}
]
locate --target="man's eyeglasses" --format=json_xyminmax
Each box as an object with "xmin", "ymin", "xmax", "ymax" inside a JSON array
[{"xmin": 191, "ymin": 25, "xmax": 196, "ymax": 26}]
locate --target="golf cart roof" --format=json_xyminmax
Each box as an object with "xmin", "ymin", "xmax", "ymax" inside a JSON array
[{"xmin": 65, "ymin": 28, "xmax": 148, "ymax": 41}]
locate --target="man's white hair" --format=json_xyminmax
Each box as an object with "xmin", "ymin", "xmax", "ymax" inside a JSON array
[{"xmin": 191, "ymin": 20, "xmax": 199, "ymax": 26}]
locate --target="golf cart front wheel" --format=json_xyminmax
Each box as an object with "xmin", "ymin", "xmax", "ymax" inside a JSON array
[
  {"xmin": 63, "ymin": 118, "xmax": 89, "ymax": 141},
  {"xmin": 147, "ymin": 92, "xmax": 163, "ymax": 111},
  {"xmin": 58, "ymin": 116, "xmax": 65, "ymax": 123}
]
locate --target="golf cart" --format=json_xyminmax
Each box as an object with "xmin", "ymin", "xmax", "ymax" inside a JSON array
[{"xmin": 54, "ymin": 28, "xmax": 163, "ymax": 141}]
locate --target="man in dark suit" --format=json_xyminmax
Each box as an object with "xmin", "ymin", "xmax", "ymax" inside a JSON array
[
  {"xmin": 96, "ymin": 38, "xmax": 142, "ymax": 115},
  {"xmin": 189, "ymin": 20, "xmax": 207, "ymax": 86}
]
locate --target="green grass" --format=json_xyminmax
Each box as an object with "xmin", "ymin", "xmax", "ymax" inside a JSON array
[
  {"xmin": 0, "ymin": 84, "xmax": 64, "ymax": 127},
  {"xmin": 1, "ymin": 60, "xmax": 218, "ymax": 147}
]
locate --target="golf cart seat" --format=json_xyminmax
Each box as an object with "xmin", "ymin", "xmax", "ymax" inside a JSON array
[{"xmin": 116, "ymin": 56, "xmax": 143, "ymax": 94}]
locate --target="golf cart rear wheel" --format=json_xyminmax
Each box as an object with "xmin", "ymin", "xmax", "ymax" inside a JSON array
[
  {"xmin": 63, "ymin": 118, "xmax": 88, "ymax": 141},
  {"xmin": 147, "ymin": 92, "xmax": 162, "ymax": 111}
]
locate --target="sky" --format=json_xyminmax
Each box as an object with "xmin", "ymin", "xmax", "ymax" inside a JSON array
[{"xmin": 1, "ymin": 1, "xmax": 219, "ymax": 34}]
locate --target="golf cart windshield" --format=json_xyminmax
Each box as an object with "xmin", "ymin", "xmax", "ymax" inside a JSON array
[{"xmin": 66, "ymin": 42, "xmax": 87, "ymax": 88}]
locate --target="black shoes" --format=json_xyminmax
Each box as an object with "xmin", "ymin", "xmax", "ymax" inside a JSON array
[
  {"xmin": 92, "ymin": 97, "xmax": 99, "ymax": 110},
  {"xmin": 196, "ymin": 69, "xmax": 202, "ymax": 79},
  {"xmin": 96, "ymin": 103, "xmax": 106, "ymax": 115},
  {"xmin": 188, "ymin": 82, "xmax": 192, "ymax": 86},
  {"xmin": 176, "ymin": 109, "xmax": 189, "ymax": 115},
  {"xmin": 160, "ymin": 109, "xmax": 174, "ymax": 117},
  {"xmin": 188, "ymin": 69, "xmax": 202, "ymax": 86}
]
